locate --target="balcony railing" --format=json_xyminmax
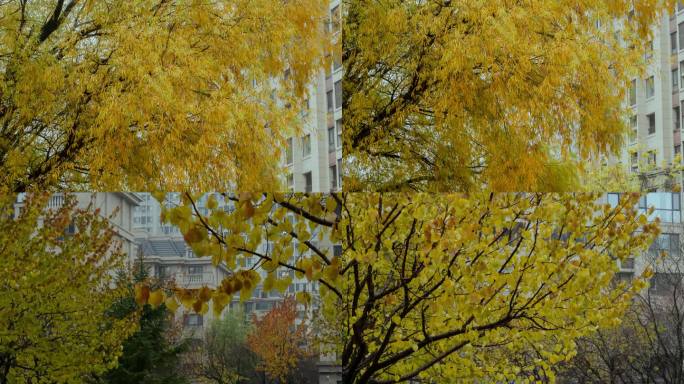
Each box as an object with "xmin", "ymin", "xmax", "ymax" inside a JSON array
[{"xmin": 48, "ymin": 194, "xmax": 65, "ymax": 209}]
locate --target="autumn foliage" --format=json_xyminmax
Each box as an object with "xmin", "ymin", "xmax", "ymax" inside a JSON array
[
  {"xmin": 247, "ymin": 297, "xmax": 311, "ymax": 383},
  {"xmin": 344, "ymin": 0, "xmax": 674, "ymax": 191},
  {"xmin": 0, "ymin": 0, "xmax": 329, "ymax": 192},
  {"xmin": 163, "ymin": 192, "xmax": 661, "ymax": 383},
  {"xmin": 0, "ymin": 193, "xmax": 137, "ymax": 383}
]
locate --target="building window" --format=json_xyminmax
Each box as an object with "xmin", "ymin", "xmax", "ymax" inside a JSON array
[
  {"xmin": 336, "ymin": 118, "xmax": 343, "ymax": 148},
  {"xmin": 188, "ymin": 266, "xmax": 203, "ymax": 275},
  {"xmin": 330, "ymin": 165, "xmax": 338, "ymax": 191},
  {"xmin": 334, "ymin": 80, "xmax": 342, "ymax": 109},
  {"xmin": 286, "ymin": 173, "xmax": 294, "ymax": 191},
  {"xmin": 648, "ymin": 150, "xmax": 656, "ymax": 165},
  {"xmin": 631, "ymin": 152, "xmax": 638, "ymax": 172},
  {"xmin": 330, "ymin": 5, "xmax": 341, "ymax": 33},
  {"xmin": 674, "ymin": 69, "xmax": 679, "ymax": 90},
  {"xmin": 337, "ymin": 158, "xmax": 342, "ymax": 187},
  {"xmin": 607, "ymin": 193, "xmax": 620, "ymax": 207},
  {"xmin": 639, "ymin": 193, "xmax": 681, "ymax": 223},
  {"xmin": 303, "ymin": 172, "xmax": 312, "ymax": 193},
  {"xmin": 285, "ymin": 137, "xmax": 293, "ymax": 165},
  {"xmin": 621, "ymin": 257, "xmax": 635, "ymax": 270},
  {"xmin": 645, "ymin": 40, "xmax": 653, "ymax": 59},
  {"xmin": 647, "ymin": 113, "xmax": 656, "ymax": 134},
  {"xmin": 302, "ymin": 134, "xmax": 311, "ymax": 157},
  {"xmin": 680, "ymin": 23, "xmax": 684, "ymax": 51},
  {"xmin": 676, "ymin": 107, "xmax": 681, "ymax": 131},
  {"xmin": 645, "ymin": 76, "xmax": 655, "ymax": 99},
  {"xmin": 333, "ymin": 47, "xmax": 342, "ymax": 71},
  {"xmin": 676, "ymin": 145, "xmax": 681, "ymax": 157},
  {"xmin": 649, "ymin": 233, "xmax": 681, "ymax": 258},
  {"xmin": 328, "ymin": 127, "xmax": 336, "ymax": 152},
  {"xmin": 326, "ymin": 90, "xmax": 334, "ymax": 111},
  {"xmin": 673, "ymin": 31, "xmax": 678, "ymax": 53},
  {"xmin": 629, "ymin": 79, "xmax": 637, "ymax": 106},
  {"xmin": 630, "ymin": 115, "xmax": 638, "ymax": 143},
  {"xmin": 184, "ymin": 314, "xmax": 203, "ymax": 327}
]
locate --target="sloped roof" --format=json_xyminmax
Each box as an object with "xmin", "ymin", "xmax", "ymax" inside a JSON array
[{"xmin": 137, "ymin": 237, "xmax": 187, "ymax": 258}]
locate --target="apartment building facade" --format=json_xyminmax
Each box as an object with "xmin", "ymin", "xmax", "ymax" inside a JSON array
[
  {"xmin": 16, "ymin": 192, "xmax": 142, "ymax": 259},
  {"xmin": 282, "ymin": 0, "xmax": 343, "ymax": 193},
  {"xmin": 619, "ymin": 6, "xmax": 684, "ymax": 187}
]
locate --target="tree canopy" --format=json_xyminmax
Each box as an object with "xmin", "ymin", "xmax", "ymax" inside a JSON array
[
  {"xmin": 343, "ymin": 0, "xmax": 672, "ymax": 191},
  {"xmin": 146, "ymin": 192, "xmax": 660, "ymax": 383},
  {"xmin": 0, "ymin": 0, "xmax": 329, "ymax": 192},
  {"xmin": 0, "ymin": 193, "xmax": 137, "ymax": 384}
]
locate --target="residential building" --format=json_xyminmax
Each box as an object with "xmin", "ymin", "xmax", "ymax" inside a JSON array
[
  {"xmin": 617, "ymin": 6, "xmax": 684, "ymax": 188},
  {"xmin": 282, "ymin": 0, "xmax": 343, "ymax": 193},
  {"xmin": 16, "ymin": 192, "xmax": 142, "ymax": 259}
]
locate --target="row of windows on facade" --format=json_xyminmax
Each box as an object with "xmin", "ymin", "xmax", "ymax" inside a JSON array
[
  {"xmin": 284, "ymin": 158, "xmax": 342, "ymax": 193},
  {"xmin": 284, "ymin": 118, "xmax": 342, "ymax": 164},
  {"xmin": 607, "ymin": 193, "xmax": 681, "ymax": 223}
]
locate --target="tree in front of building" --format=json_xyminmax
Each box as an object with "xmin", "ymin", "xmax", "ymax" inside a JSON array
[
  {"xmin": 0, "ymin": 193, "xmax": 137, "ymax": 384},
  {"xmin": 146, "ymin": 192, "xmax": 661, "ymax": 383},
  {"xmin": 557, "ymin": 238, "xmax": 684, "ymax": 384},
  {"xmin": 97, "ymin": 261, "xmax": 189, "ymax": 384},
  {"xmin": 186, "ymin": 309, "xmax": 258, "ymax": 384},
  {"xmin": 0, "ymin": 0, "xmax": 329, "ymax": 192},
  {"xmin": 343, "ymin": 0, "xmax": 672, "ymax": 191},
  {"xmin": 247, "ymin": 297, "xmax": 311, "ymax": 383}
]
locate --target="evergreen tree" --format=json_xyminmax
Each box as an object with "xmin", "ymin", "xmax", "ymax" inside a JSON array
[{"xmin": 99, "ymin": 257, "xmax": 188, "ymax": 384}]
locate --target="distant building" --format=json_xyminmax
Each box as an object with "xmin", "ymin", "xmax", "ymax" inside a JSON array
[
  {"xmin": 16, "ymin": 192, "xmax": 142, "ymax": 259},
  {"xmin": 281, "ymin": 0, "xmax": 343, "ymax": 193}
]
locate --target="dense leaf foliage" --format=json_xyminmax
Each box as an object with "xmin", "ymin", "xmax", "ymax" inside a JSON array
[
  {"xmin": 247, "ymin": 297, "xmax": 310, "ymax": 382},
  {"xmin": 0, "ymin": 193, "xmax": 137, "ymax": 384},
  {"xmin": 161, "ymin": 192, "xmax": 659, "ymax": 383},
  {"xmin": 344, "ymin": 0, "xmax": 673, "ymax": 191},
  {"xmin": 0, "ymin": 0, "xmax": 329, "ymax": 192}
]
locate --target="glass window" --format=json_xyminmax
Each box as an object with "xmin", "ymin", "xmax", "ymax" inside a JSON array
[
  {"xmin": 336, "ymin": 118, "xmax": 343, "ymax": 148},
  {"xmin": 630, "ymin": 115, "xmax": 638, "ymax": 143},
  {"xmin": 285, "ymin": 137, "xmax": 293, "ymax": 164},
  {"xmin": 673, "ymin": 31, "xmax": 678, "ymax": 53},
  {"xmin": 629, "ymin": 79, "xmax": 637, "ymax": 106},
  {"xmin": 674, "ymin": 69, "xmax": 679, "ymax": 90},
  {"xmin": 639, "ymin": 193, "xmax": 682, "ymax": 223},
  {"xmin": 334, "ymin": 81, "xmax": 342, "ymax": 109},
  {"xmin": 330, "ymin": 6, "xmax": 341, "ymax": 33},
  {"xmin": 303, "ymin": 172, "xmax": 312, "ymax": 193},
  {"xmin": 647, "ymin": 113, "xmax": 656, "ymax": 134},
  {"xmin": 676, "ymin": 107, "xmax": 681, "ymax": 131},
  {"xmin": 645, "ymin": 76, "xmax": 655, "ymax": 99},
  {"xmin": 188, "ymin": 266, "xmax": 203, "ymax": 274},
  {"xmin": 184, "ymin": 314, "xmax": 203, "ymax": 326},
  {"xmin": 607, "ymin": 193, "xmax": 620, "ymax": 207},
  {"xmin": 328, "ymin": 127, "xmax": 336, "ymax": 152},
  {"xmin": 649, "ymin": 233, "xmax": 681, "ymax": 258},
  {"xmin": 286, "ymin": 173, "xmax": 294, "ymax": 191},
  {"xmin": 621, "ymin": 257, "xmax": 635, "ymax": 270},
  {"xmin": 326, "ymin": 90, "xmax": 334, "ymax": 111},
  {"xmin": 330, "ymin": 165, "xmax": 338, "ymax": 191},
  {"xmin": 679, "ymin": 23, "xmax": 684, "ymax": 50},
  {"xmin": 302, "ymin": 134, "xmax": 311, "ymax": 157}
]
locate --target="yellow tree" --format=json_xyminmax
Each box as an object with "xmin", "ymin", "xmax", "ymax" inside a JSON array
[
  {"xmin": 0, "ymin": 0, "xmax": 328, "ymax": 192},
  {"xmin": 0, "ymin": 193, "xmax": 137, "ymax": 383},
  {"xmin": 155, "ymin": 192, "xmax": 659, "ymax": 383},
  {"xmin": 344, "ymin": 0, "xmax": 673, "ymax": 192}
]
